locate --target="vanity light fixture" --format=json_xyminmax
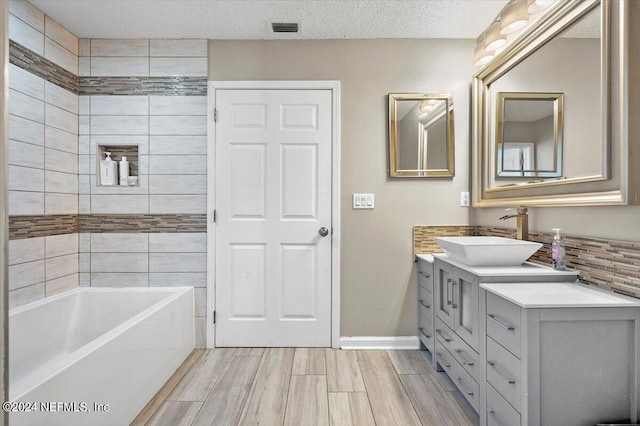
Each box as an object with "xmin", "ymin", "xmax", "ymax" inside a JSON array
[
  {"xmin": 484, "ymin": 21, "xmax": 507, "ymax": 51},
  {"xmin": 473, "ymin": 39, "xmax": 494, "ymax": 67},
  {"xmin": 499, "ymin": 0, "xmax": 530, "ymax": 35},
  {"xmin": 526, "ymin": 0, "xmax": 554, "ymax": 14}
]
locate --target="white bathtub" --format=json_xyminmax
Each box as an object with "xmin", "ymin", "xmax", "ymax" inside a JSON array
[{"xmin": 9, "ymin": 287, "xmax": 194, "ymax": 426}]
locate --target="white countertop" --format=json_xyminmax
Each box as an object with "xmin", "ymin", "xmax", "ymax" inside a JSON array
[
  {"xmin": 416, "ymin": 254, "xmax": 434, "ymax": 263},
  {"xmin": 433, "ymin": 253, "xmax": 579, "ymax": 278},
  {"xmin": 481, "ymin": 282, "xmax": 640, "ymax": 308}
]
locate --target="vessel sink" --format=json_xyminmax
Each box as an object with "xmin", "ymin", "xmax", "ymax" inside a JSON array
[{"xmin": 434, "ymin": 236, "xmax": 542, "ymax": 266}]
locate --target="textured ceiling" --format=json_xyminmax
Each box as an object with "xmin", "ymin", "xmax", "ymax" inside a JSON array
[{"xmin": 28, "ymin": 0, "xmax": 507, "ymax": 40}]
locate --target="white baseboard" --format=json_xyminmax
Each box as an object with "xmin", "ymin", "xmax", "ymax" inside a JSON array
[{"xmin": 339, "ymin": 336, "xmax": 420, "ymax": 350}]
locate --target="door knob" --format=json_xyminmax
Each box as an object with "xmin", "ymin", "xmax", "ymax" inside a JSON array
[{"xmin": 319, "ymin": 227, "xmax": 329, "ymax": 237}]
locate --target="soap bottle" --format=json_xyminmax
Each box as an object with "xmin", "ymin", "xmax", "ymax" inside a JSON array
[
  {"xmin": 551, "ymin": 228, "xmax": 566, "ymax": 271},
  {"xmin": 119, "ymin": 155, "xmax": 129, "ymax": 186},
  {"xmin": 100, "ymin": 151, "xmax": 118, "ymax": 186}
]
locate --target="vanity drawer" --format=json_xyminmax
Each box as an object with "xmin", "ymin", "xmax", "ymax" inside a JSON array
[
  {"xmin": 418, "ymin": 285, "xmax": 434, "ymax": 320},
  {"xmin": 435, "ymin": 318, "xmax": 480, "ymax": 381},
  {"xmin": 487, "ymin": 383, "xmax": 521, "ymax": 426},
  {"xmin": 487, "ymin": 292, "xmax": 521, "ymax": 358},
  {"xmin": 487, "ymin": 336, "xmax": 522, "ymax": 412},
  {"xmin": 435, "ymin": 342, "xmax": 479, "ymax": 412},
  {"xmin": 418, "ymin": 313, "xmax": 434, "ymax": 352},
  {"xmin": 418, "ymin": 269, "xmax": 433, "ymax": 292}
]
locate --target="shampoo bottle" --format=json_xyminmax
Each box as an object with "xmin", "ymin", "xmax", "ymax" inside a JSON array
[
  {"xmin": 100, "ymin": 151, "xmax": 118, "ymax": 186},
  {"xmin": 119, "ymin": 156, "xmax": 129, "ymax": 186},
  {"xmin": 551, "ymin": 228, "xmax": 566, "ymax": 271}
]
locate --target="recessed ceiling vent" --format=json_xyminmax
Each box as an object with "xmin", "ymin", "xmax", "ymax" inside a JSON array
[{"xmin": 272, "ymin": 22, "xmax": 299, "ymax": 33}]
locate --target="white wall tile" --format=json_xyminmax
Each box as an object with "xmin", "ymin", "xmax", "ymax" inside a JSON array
[
  {"xmin": 149, "ymin": 155, "xmax": 206, "ymax": 174},
  {"xmin": 91, "ymin": 57, "xmax": 149, "ymax": 77},
  {"xmin": 46, "ymin": 273, "xmax": 78, "ymax": 296},
  {"xmin": 79, "ymin": 233, "xmax": 91, "ymax": 252},
  {"xmin": 90, "ymin": 195, "xmax": 149, "ymax": 213},
  {"xmin": 9, "ymin": 14, "xmax": 44, "ymax": 55},
  {"xmin": 150, "ymin": 57, "xmax": 207, "ymax": 77},
  {"xmin": 79, "ymin": 96, "xmax": 90, "ymax": 115},
  {"xmin": 10, "ymin": 89, "xmax": 44, "ymax": 123},
  {"xmin": 149, "ymin": 96, "xmax": 206, "ymax": 116},
  {"xmin": 45, "ymin": 170, "xmax": 77, "ymax": 194},
  {"xmin": 46, "ymin": 253, "xmax": 78, "ymax": 280},
  {"xmin": 78, "ymin": 154, "xmax": 90, "ymax": 175},
  {"xmin": 91, "ymin": 39, "xmax": 149, "ymax": 57},
  {"xmin": 9, "ymin": 64, "xmax": 44, "ymax": 100},
  {"xmin": 91, "ymin": 273, "xmax": 148, "ymax": 287},
  {"xmin": 9, "ymin": 0, "xmax": 45, "ymax": 33},
  {"xmin": 79, "ymin": 115, "xmax": 90, "ymax": 135},
  {"xmin": 9, "ymin": 191, "xmax": 44, "ymax": 215},
  {"xmin": 79, "ymin": 272, "xmax": 90, "ymax": 287},
  {"xmin": 149, "ymin": 253, "xmax": 206, "ymax": 273},
  {"xmin": 45, "ymin": 16, "xmax": 78, "ymax": 55},
  {"xmin": 149, "ymin": 272, "xmax": 206, "ymax": 287},
  {"xmin": 79, "ymin": 38, "xmax": 90, "ymax": 56},
  {"xmin": 150, "ymin": 195, "xmax": 206, "ymax": 214},
  {"xmin": 9, "ymin": 237, "xmax": 45, "ymax": 265},
  {"xmin": 10, "ymin": 114, "xmax": 44, "ymax": 145},
  {"xmin": 91, "ymin": 96, "xmax": 148, "ymax": 115},
  {"xmin": 194, "ymin": 288, "xmax": 206, "ymax": 316},
  {"xmin": 150, "ymin": 115, "xmax": 206, "ymax": 135},
  {"xmin": 44, "ymin": 37, "xmax": 78, "ymax": 74},
  {"xmin": 78, "ymin": 57, "xmax": 90, "ymax": 76},
  {"xmin": 9, "ymin": 260, "xmax": 45, "ymax": 290},
  {"xmin": 78, "ymin": 175, "xmax": 90, "ymax": 194},
  {"xmin": 194, "ymin": 317, "xmax": 205, "ymax": 349},
  {"xmin": 78, "ymin": 136, "xmax": 90, "ymax": 155},
  {"xmin": 79, "ymin": 195, "xmax": 90, "ymax": 213},
  {"xmin": 91, "ymin": 116, "xmax": 148, "ymax": 135},
  {"xmin": 45, "ymin": 82, "xmax": 78, "ymax": 114},
  {"xmin": 45, "ymin": 193, "xmax": 78, "ymax": 214},
  {"xmin": 9, "ymin": 165, "xmax": 44, "ymax": 191},
  {"xmin": 46, "ymin": 126, "xmax": 77, "ymax": 154},
  {"xmin": 91, "ymin": 253, "xmax": 148, "ymax": 273},
  {"xmin": 45, "ymin": 148, "xmax": 77, "ymax": 174},
  {"xmin": 150, "ymin": 39, "xmax": 207, "ymax": 57},
  {"xmin": 149, "ymin": 136, "xmax": 207, "ymax": 155},
  {"xmin": 149, "ymin": 233, "xmax": 206, "ymax": 253},
  {"xmin": 90, "ymin": 135, "xmax": 149, "ymax": 155},
  {"xmin": 10, "ymin": 140, "xmax": 44, "ymax": 169},
  {"xmin": 91, "ymin": 233, "xmax": 149, "ymax": 253},
  {"xmin": 90, "ymin": 174, "xmax": 148, "ymax": 194},
  {"xmin": 45, "ymin": 233, "xmax": 79, "ymax": 258},
  {"xmin": 149, "ymin": 174, "xmax": 206, "ymax": 194},
  {"xmin": 46, "ymin": 104, "xmax": 78, "ymax": 134},
  {"xmin": 9, "ymin": 283, "xmax": 45, "ymax": 309}
]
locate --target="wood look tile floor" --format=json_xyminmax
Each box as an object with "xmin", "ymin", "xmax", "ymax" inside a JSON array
[{"xmin": 132, "ymin": 348, "xmax": 479, "ymax": 426}]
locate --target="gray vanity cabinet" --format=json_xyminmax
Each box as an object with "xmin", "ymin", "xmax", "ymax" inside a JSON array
[{"xmin": 416, "ymin": 256, "xmax": 435, "ymax": 364}]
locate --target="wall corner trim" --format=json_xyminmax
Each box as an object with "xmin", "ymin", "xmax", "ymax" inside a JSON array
[{"xmin": 339, "ymin": 336, "xmax": 420, "ymax": 350}]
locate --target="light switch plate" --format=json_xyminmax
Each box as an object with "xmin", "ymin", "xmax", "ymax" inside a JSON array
[
  {"xmin": 460, "ymin": 191, "xmax": 470, "ymax": 207},
  {"xmin": 353, "ymin": 193, "xmax": 374, "ymax": 209}
]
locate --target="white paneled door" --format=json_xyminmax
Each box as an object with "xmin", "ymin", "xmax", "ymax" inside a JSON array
[{"xmin": 215, "ymin": 89, "xmax": 333, "ymax": 347}]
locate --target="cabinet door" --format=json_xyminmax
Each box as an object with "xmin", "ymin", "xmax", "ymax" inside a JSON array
[
  {"xmin": 452, "ymin": 268, "xmax": 479, "ymax": 350},
  {"xmin": 435, "ymin": 260, "xmax": 455, "ymax": 328}
]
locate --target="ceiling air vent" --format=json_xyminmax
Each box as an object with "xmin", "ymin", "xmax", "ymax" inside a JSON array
[{"xmin": 272, "ymin": 22, "xmax": 299, "ymax": 33}]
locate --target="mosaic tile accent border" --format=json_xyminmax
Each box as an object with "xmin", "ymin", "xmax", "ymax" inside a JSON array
[
  {"xmin": 78, "ymin": 214, "xmax": 207, "ymax": 233},
  {"xmin": 9, "ymin": 215, "xmax": 79, "ymax": 240},
  {"xmin": 9, "ymin": 40, "xmax": 79, "ymax": 93},
  {"xmin": 413, "ymin": 225, "xmax": 476, "ymax": 258},
  {"xmin": 79, "ymin": 76, "xmax": 208, "ymax": 96}
]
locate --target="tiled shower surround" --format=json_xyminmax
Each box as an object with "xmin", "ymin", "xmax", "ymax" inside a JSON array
[
  {"xmin": 414, "ymin": 225, "xmax": 640, "ymax": 299},
  {"xmin": 8, "ymin": 0, "xmax": 209, "ymax": 347}
]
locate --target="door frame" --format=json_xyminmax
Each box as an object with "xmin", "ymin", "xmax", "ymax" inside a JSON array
[{"xmin": 206, "ymin": 80, "xmax": 341, "ymax": 348}]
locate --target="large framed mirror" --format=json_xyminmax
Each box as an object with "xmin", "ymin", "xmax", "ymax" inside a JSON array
[
  {"xmin": 472, "ymin": 0, "xmax": 636, "ymax": 206},
  {"xmin": 388, "ymin": 93, "xmax": 455, "ymax": 177}
]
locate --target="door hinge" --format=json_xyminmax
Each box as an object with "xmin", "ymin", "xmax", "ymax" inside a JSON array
[
  {"xmin": 213, "ymin": 209, "xmax": 217, "ymax": 223},
  {"xmin": 213, "ymin": 310, "xmax": 216, "ymax": 324},
  {"xmin": 214, "ymin": 108, "xmax": 218, "ymax": 122}
]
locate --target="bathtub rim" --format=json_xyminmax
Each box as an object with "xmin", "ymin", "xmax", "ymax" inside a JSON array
[{"xmin": 10, "ymin": 286, "xmax": 194, "ymax": 400}]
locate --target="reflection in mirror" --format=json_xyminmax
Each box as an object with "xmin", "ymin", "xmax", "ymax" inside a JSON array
[
  {"xmin": 388, "ymin": 93, "xmax": 454, "ymax": 177},
  {"xmin": 496, "ymin": 93, "xmax": 564, "ymax": 178}
]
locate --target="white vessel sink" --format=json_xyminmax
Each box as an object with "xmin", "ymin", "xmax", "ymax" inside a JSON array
[{"xmin": 434, "ymin": 236, "xmax": 542, "ymax": 266}]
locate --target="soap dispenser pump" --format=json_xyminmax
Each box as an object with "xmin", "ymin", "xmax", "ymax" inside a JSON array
[
  {"xmin": 100, "ymin": 151, "xmax": 118, "ymax": 186},
  {"xmin": 551, "ymin": 228, "xmax": 566, "ymax": 271}
]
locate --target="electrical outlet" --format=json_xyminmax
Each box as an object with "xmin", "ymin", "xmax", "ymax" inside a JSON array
[
  {"xmin": 460, "ymin": 191, "xmax": 470, "ymax": 207},
  {"xmin": 353, "ymin": 193, "xmax": 374, "ymax": 209}
]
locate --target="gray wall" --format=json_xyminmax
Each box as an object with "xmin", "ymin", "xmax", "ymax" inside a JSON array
[{"xmin": 209, "ymin": 39, "xmax": 475, "ymax": 336}]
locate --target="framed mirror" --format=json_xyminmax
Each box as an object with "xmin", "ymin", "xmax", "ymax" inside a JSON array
[
  {"xmin": 472, "ymin": 0, "xmax": 636, "ymax": 206},
  {"xmin": 496, "ymin": 92, "xmax": 564, "ymax": 178},
  {"xmin": 388, "ymin": 93, "xmax": 455, "ymax": 177}
]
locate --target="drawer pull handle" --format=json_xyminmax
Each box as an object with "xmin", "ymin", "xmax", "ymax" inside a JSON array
[
  {"xmin": 418, "ymin": 299, "xmax": 431, "ymax": 309},
  {"xmin": 488, "ymin": 409, "xmax": 504, "ymax": 426},
  {"xmin": 435, "ymin": 329, "xmax": 452, "ymax": 342},
  {"xmin": 456, "ymin": 377, "xmax": 474, "ymax": 396},
  {"xmin": 487, "ymin": 361, "xmax": 517, "ymax": 384},
  {"xmin": 488, "ymin": 314, "xmax": 515, "ymax": 331},
  {"xmin": 447, "ymin": 278, "xmax": 452, "ymax": 283},
  {"xmin": 435, "ymin": 353, "xmax": 451, "ymax": 368},
  {"xmin": 420, "ymin": 272, "xmax": 431, "ymax": 278},
  {"xmin": 418, "ymin": 328, "xmax": 432, "ymax": 339},
  {"xmin": 451, "ymin": 303, "xmax": 458, "ymax": 309},
  {"xmin": 455, "ymin": 349, "xmax": 474, "ymax": 366}
]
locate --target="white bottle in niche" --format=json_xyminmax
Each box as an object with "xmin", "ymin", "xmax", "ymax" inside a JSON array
[
  {"xmin": 119, "ymin": 156, "xmax": 129, "ymax": 186},
  {"xmin": 100, "ymin": 151, "xmax": 118, "ymax": 186}
]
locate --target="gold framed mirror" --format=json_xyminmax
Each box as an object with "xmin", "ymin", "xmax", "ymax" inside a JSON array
[{"xmin": 388, "ymin": 93, "xmax": 455, "ymax": 178}]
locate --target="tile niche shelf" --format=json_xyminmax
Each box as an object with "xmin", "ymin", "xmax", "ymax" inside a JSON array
[{"xmin": 96, "ymin": 144, "xmax": 139, "ymax": 187}]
